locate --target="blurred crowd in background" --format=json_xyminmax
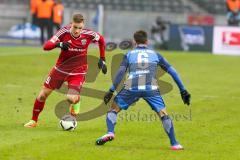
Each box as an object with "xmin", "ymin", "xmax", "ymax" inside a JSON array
[
  {"xmin": 30, "ymin": 0, "xmax": 64, "ymax": 44},
  {"xmin": 0, "ymin": 0, "xmax": 239, "ymax": 54},
  {"xmin": 226, "ymin": 0, "xmax": 240, "ymax": 26},
  {"xmin": 28, "ymin": 0, "xmax": 240, "ymax": 48}
]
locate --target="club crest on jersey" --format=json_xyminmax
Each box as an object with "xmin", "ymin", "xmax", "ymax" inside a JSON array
[{"xmin": 81, "ymin": 39, "xmax": 87, "ymax": 45}]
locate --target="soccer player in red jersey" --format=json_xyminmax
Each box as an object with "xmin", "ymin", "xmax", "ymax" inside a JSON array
[{"xmin": 24, "ymin": 13, "xmax": 107, "ymax": 128}]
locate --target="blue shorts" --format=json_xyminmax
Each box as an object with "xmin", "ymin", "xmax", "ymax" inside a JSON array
[{"xmin": 114, "ymin": 89, "xmax": 165, "ymax": 113}]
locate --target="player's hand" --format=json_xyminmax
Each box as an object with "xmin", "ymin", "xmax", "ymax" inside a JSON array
[
  {"xmin": 56, "ymin": 42, "xmax": 70, "ymax": 51},
  {"xmin": 98, "ymin": 58, "xmax": 107, "ymax": 74},
  {"xmin": 104, "ymin": 90, "xmax": 114, "ymax": 104},
  {"xmin": 180, "ymin": 90, "xmax": 191, "ymax": 105}
]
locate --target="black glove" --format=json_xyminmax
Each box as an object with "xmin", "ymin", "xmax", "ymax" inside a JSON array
[
  {"xmin": 56, "ymin": 42, "xmax": 70, "ymax": 51},
  {"xmin": 104, "ymin": 89, "xmax": 114, "ymax": 104},
  {"xmin": 181, "ymin": 90, "xmax": 191, "ymax": 105},
  {"xmin": 98, "ymin": 57, "xmax": 107, "ymax": 74}
]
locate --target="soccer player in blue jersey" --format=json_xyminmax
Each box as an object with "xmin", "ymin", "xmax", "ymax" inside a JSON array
[{"xmin": 96, "ymin": 30, "xmax": 191, "ymax": 150}]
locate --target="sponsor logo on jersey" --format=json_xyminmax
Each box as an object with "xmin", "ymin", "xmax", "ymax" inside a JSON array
[{"xmin": 68, "ymin": 48, "xmax": 86, "ymax": 52}]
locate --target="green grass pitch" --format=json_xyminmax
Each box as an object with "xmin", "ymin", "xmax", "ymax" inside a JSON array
[{"xmin": 0, "ymin": 47, "xmax": 239, "ymax": 160}]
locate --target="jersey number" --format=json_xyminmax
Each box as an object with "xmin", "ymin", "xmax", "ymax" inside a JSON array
[
  {"xmin": 45, "ymin": 76, "xmax": 51, "ymax": 84},
  {"xmin": 137, "ymin": 52, "xmax": 149, "ymax": 69}
]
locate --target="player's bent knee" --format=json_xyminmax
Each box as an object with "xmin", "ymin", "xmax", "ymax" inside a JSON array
[
  {"xmin": 38, "ymin": 91, "xmax": 50, "ymax": 101},
  {"xmin": 38, "ymin": 95, "xmax": 47, "ymax": 101},
  {"xmin": 67, "ymin": 95, "xmax": 80, "ymax": 104},
  {"xmin": 37, "ymin": 87, "xmax": 52, "ymax": 101},
  {"xmin": 110, "ymin": 102, "xmax": 121, "ymax": 113},
  {"xmin": 159, "ymin": 109, "xmax": 168, "ymax": 117}
]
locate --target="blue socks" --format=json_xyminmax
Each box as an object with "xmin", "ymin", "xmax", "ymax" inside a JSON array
[
  {"xmin": 161, "ymin": 115, "xmax": 178, "ymax": 146},
  {"xmin": 106, "ymin": 111, "xmax": 178, "ymax": 145},
  {"xmin": 106, "ymin": 110, "xmax": 117, "ymax": 134}
]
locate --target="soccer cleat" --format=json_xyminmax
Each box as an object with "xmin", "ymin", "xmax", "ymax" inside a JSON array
[
  {"xmin": 24, "ymin": 120, "xmax": 37, "ymax": 128},
  {"xmin": 95, "ymin": 133, "xmax": 115, "ymax": 145},
  {"xmin": 171, "ymin": 144, "xmax": 184, "ymax": 150},
  {"xmin": 69, "ymin": 104, "xmax": 80, "ymax": 116}
]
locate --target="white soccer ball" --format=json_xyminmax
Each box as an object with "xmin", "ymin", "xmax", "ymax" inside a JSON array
[{"xmin": 60, "ymin": 114, "xmax": 77, "ymax": 131}]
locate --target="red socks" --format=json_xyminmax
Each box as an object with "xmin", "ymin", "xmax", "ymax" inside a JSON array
[{"xmin": 32, "ymin": 99, "xmax": 45, "ymax": 122}]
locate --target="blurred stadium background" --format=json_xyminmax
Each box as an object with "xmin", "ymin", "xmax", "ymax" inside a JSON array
[
  {"xmin": 1, "ymin": 0, "xmax": 239, "ymax": 55},
  {"xmin": 0, "ymin": 1, "xmax": 240, "ymax": 159}
]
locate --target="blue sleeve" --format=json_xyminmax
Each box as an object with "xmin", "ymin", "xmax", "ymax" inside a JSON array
[
  {"xmin": 157, "ymin": 54, "xmax": 185, "ymax": 92},
  {"xmin": 110, "ymin": 54, "xmax": 128, "ymax": 91},
  {"xmin": 167, "ymin": 66, "xmax": 185, "ymax": 92},
  {"xmin": 157, "ymin": 54, "xmax": 171, "ymax": 71}
]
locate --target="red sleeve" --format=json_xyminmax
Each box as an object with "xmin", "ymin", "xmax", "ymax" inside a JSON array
[
  {"xmin": 97, "ymin": 34, "xmax": 106, "ymax": 60},
  {"xmin": 92, "ymin": 32, "xmax": 105, "ymax": 60},
  {"xmin": 43, "ymin": 27, "xmax": 67, "ymax": 51},
  {"xmin": 43, "ymin": 36, "xmax": 58, "ymax": 51}
]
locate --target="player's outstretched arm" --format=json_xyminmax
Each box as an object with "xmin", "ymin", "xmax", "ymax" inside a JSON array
[
  {"xmin": 43, "ymin": 28, "xmax": 67, "ymax": 51},
  {"xmin": 167, "ymin": 66, "xmax": 191, "ymax": 105},
  {"xmin": 104, "ymin": 55, "xmax": 128, "ymax": 104},
  {"xmin": 43, "ymin": 37, "xmax": 58, "ymax": 51},
  {"xmin": 96, "ymin": 33, "xmax": 106, "ymax": 60},
  {"xmin": 158, "ymin": 55, "xmax": 191, "ymax": 105},
  {"xmin": 93, "ymin": 32, "xmax": 107, "ymax": 74}
]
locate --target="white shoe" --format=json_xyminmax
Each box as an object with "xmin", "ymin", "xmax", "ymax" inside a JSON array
[
  {"xmin": 171, "ymin": 144, "xmax": 184, "ymax": 150},
  {"xmin": 96, "ymin": 133, "xmax": 115, "ymax": 145},
  {"xmin": 24, "ymin": 120, "xmax": 37, "ymax": 128}
]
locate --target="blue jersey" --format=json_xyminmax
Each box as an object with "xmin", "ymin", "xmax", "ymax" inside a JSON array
[
  {"xmin": 124, "ymin": 46, "xmax": 169, "ymax": 90},
  {"xmin": 110, "ymin": 45, "xmax": 185, "ymax": 92}
]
